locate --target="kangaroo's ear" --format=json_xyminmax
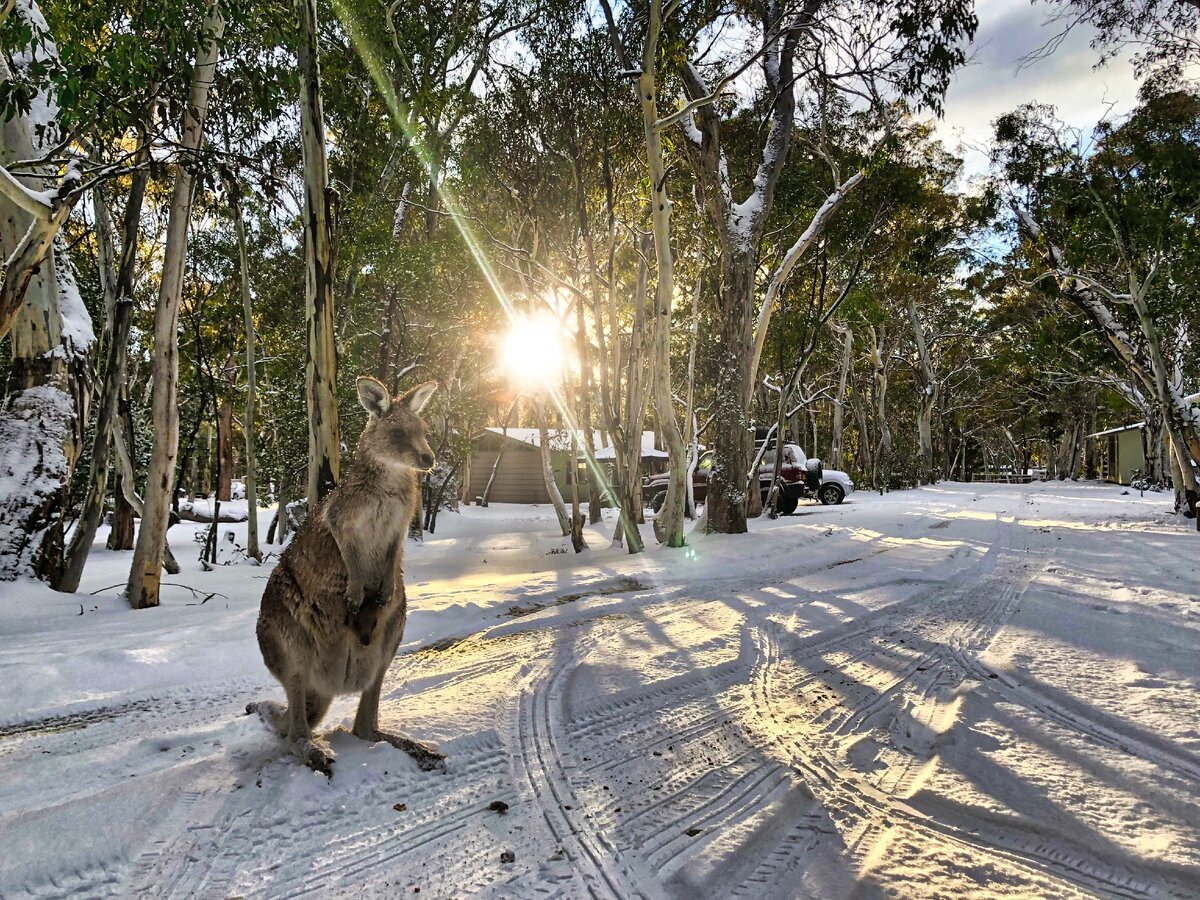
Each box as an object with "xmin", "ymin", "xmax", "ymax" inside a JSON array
[
  {"xmin": 356, "ymin": 376, "xmax": 391, "ymax": 417},
  {"xmin": 400, "ymin": 380, "xmax": 437, "ymax": 414}
]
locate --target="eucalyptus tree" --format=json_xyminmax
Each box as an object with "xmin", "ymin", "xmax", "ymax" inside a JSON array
[
  {"xmin": 997, "ymin": 84, "xmax": 1200, "ymax": 520},
  {"xmin": 1039, "ymin": 0, "xmax": 1199, "ymax": 80},
  {"xmin": 126, "ymin": 0, "xmax": 226, "ymax": 608},
  {"xmin": 0, "ymin": 0, "xmax": 215, "ymax": 584},
  {"xmin": 0, "ymin": 0, "xmax": 93, "ymax": 585},
  {"xmin": 456, "ymin": 8, "xmax": 658, "ymax": 550},
  {"xmin": 594, "ymin": 0, "xmax": 974, "ymax": 533}
]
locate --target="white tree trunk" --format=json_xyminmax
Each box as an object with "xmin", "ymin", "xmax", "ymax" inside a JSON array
[
  {"xmin": 536, "ymin": 403, "xmax": 571, "ymax": 536},
  {"xmin": 640, "ymin": 0, "xmax": 688, "ymax": 548},
  {"xmin": 234, "ymin": 194, "xmax": 261, "ymax": 561},
  {"xmin": 749, "ymin": 170, "xmax": 865, "ymax": 384},
  {"xmin": 126, "ymin": 1, "xmax": 224, "ymax": 607},
  {"xmin": 907, "ymin": 296, "xmax": 937, "ymax": 484},
  {"xmin": 0, "ymin": 0, "xmax": 93, "ymax": 583},
  {"xmin": 830, "ymin": 322, "xmax": 852, "ymax": 466},
  {"xmin": 298, "ymin": 0, "xmax": 341, "ymax": 504}
]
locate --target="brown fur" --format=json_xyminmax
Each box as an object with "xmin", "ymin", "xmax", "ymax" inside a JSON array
[{"xmin": 251, "ymin": 376, "xmax": 440, "ymax": 774}]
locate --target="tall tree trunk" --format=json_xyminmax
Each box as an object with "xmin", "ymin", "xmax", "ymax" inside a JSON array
[
  {"xmin": 908, "ymin": 296, "xmax": 936, "ymax": 485},
  {"xmin": 677, "ymin": 2, "xmax": 813, "ymax": 534},
  {"xmin": 536, "ymin": 401, "xmax": 571, "ymax": 536},
  {"xmin": 298, "ymin": 0, "xmax": 340, "ymax": 504},
  {"xmin": 126, "ymin": 0, "xmax": 224, "ymax": 608},
  {"xmin": 575, "ymin": 297, "xmax": 602, "ymax": 524},
  {"xmin": 217, "ymin": 398, "xmax": 234, "ymax": 501},
  {"xmin": 868, "ymin": 324, "xmax": 892, "ymax": 491},
  {"xmin": 377, "ymin": 292, "xmax": 397, "ymax": 382},
  {"xmin": 58, "ymin": 120, "xmax": 152, "ymax": 589},
  {"xmin": 681, "ymin": 241, "xmax": 703, "ymax": 518},
  {"xmin": 0, "ymin": 1, "xmax": 93, "ymax": 583},
  {"xmin": 614, "ymin": 237, "xmax": 651, "ymax": 552},
  {"xmin": 830, "ymin": 322, "xmax": 852, "ymax": 466},
  {"xmin": 233, "ymin": 193, "xmax": 261, "ymax": 560},
  {"xmin": 639, "ymin": 0, "xmax": 687, "ymax": 548}
]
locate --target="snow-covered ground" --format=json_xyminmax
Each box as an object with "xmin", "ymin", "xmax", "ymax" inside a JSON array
[{"xmin": 1, "ymin": 482, "xmax": 1198, "ymax": 898}]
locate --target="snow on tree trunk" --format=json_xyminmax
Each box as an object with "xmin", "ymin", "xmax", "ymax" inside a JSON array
[
  {"xmin": 1017, "ymin": 209, "xmax": 1200, "ymax": 524},
  {"xmin": 126, "ymin": 1, "xmax": 224, "ymax": 608},
  {"xmin": 298, "ymin": 0, "xmax": 341, "ymax": 505},
  {"xmin": 0, "ymin": 0, "xmax": 94, "ymax": 583},
  {"xmin": 677, "ymin": 1, "xmax": 813, "ymax": 534}
]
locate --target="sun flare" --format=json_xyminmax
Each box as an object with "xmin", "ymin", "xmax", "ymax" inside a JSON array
[{"xmin": 498, "ymin": 313, "xmax": 566, "ymax": 390}]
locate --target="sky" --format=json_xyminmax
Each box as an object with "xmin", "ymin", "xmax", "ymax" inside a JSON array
[{"xmin": 934, "ymin": 0, "xmax": 1143, "ymax": 180}]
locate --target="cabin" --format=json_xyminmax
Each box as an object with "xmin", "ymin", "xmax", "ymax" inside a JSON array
[
  {"xmin": 1088, "ymin": 422, "xmax": 1147, "ymax": 485},
  {"xmin": 1087, "ymin": 391, "xmax": 1200, "ymax": 485},
  {"xmin": 467, "ymin": 428, "xmax": 665, "ymax": 505}
]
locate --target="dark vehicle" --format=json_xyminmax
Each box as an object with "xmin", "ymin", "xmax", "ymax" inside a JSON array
[{"xmin": 645, "ymin": 443, "xmax": 854, "ymax": 514}]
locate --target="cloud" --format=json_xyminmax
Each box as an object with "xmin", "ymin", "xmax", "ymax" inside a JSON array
[{"xmin": 931, "ymin": 0, "xmax": 1142, "ymax": 177}]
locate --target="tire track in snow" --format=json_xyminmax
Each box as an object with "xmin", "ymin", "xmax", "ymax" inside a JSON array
[
  {"xmin": 510, "ymin": 626, "xmax": 648, "ymax": 899},
  {"xmin": 750, "ymin": 535, "xmax": 1199, "ymax": 899},
  {"xmin": 0, "ymin": 678, "xmax": 263, "ymax": 754},
  {"xmin": 503, "ymin": 517, "xmax": 1024, "ymax": 898},
  {"xmin": 949, "ymin": 648, "xmax": 1200, "ymax": 786},
  {"xmin": 754, "ymin": 624, "xmax": 1177, "ymax": 899}
]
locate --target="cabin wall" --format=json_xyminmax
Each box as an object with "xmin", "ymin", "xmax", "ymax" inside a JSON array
[{"xmin": 467, "ymin": 445, "xmax": 572, "ymax": 504}]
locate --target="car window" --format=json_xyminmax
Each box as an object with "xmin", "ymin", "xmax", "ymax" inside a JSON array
[
  {"xmin": 762, "ymin": 450, "xmax": 776, "ymax": 467},
  {"xmin": 783, "ymin": 447, "xmax": 796, "ymax": 464}
]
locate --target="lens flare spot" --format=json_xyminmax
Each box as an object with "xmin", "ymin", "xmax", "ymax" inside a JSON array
[{"xmin": 499, "ymin": 313, "xmax": 566, "ymax": 390}]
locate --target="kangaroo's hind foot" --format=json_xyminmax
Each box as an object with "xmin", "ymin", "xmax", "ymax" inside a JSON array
[
  {"xmin": 247, "ymin": 700, "xmax": 337, "ymax": 777},
  {"xmin": 360, "ymin": 728, "xmax": 446, "ymax": 772},
  {"xmin": 246, "ymin": 699, "xmax": 286, "ymax": 733},
  {"xmin": 299, "ymin": 737, "xmax": 336, "ymax": 777}
]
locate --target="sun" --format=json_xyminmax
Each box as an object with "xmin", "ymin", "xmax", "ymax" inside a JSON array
[{"xmin": 498, "ymin": 312, "xmax": 566, "ymax": 390}]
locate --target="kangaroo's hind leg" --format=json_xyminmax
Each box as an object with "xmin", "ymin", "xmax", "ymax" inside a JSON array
[
  {"xmin": 306, "ymin": 691, "xmax": 333, "ymax": 730},
  {"xmin": 352, "ymin": 661, "xmax": 445, "ymax": 773},
  {"xmin": 282, "ymin": 677, "xmax": 335, "ymax": 776}
]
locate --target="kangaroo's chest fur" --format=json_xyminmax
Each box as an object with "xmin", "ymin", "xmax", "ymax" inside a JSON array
[{"xmin": 324, "ymin": 487, "xmax": 409, "ymax": 593}]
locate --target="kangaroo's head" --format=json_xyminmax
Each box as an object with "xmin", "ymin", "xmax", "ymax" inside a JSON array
[{"xmin": 355, "ymin": 376, "xmax": 438, "ymax": 472}]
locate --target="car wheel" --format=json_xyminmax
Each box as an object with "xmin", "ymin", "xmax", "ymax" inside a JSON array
[
  {"xmin": 818, "ymin": 483, "xmax": 844, "ymax": 505},
  {"xmin": 775, "ymin": 495, "xmax": 798, "ymax": 515},
  {"xmin": 650, "ymin": 491, "xmax": 666, "ymax": 513}
]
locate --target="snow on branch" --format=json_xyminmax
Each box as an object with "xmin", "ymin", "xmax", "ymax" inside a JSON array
[{"xmin": 749, "ymin": 169, "xmax": 865, "ymax": 382}]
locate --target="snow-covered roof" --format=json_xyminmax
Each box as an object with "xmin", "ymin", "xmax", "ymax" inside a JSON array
[
  {"xmin": 1087, "ymin": 391, "xmax": 1199, "ymax": 439},
  {"xmin": 1088, "ymin": 423, "xmax": 1144, "ymax": 438},
  {"xmin": 590, "ymin": 443, "xmax": 668, "ymax": 460},
  {"xmin": 482, "ymin": 427, "xmax": 583, "ymax": 451}
]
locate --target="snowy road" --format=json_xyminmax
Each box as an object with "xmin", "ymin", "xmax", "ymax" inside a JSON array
[{"xmin": 1, "ymin": 483, "xmax": 1198, "ymax": 898}]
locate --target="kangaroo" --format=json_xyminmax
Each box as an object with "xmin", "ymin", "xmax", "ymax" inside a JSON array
[{"xmin": 247, "ymin": 375, "xmax": 443, "ymax": 776}]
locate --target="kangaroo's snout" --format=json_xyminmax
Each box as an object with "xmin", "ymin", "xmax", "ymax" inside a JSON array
[{"xmin": 417, "ymin": 451, "xmax": 436, "ymax": 470}]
